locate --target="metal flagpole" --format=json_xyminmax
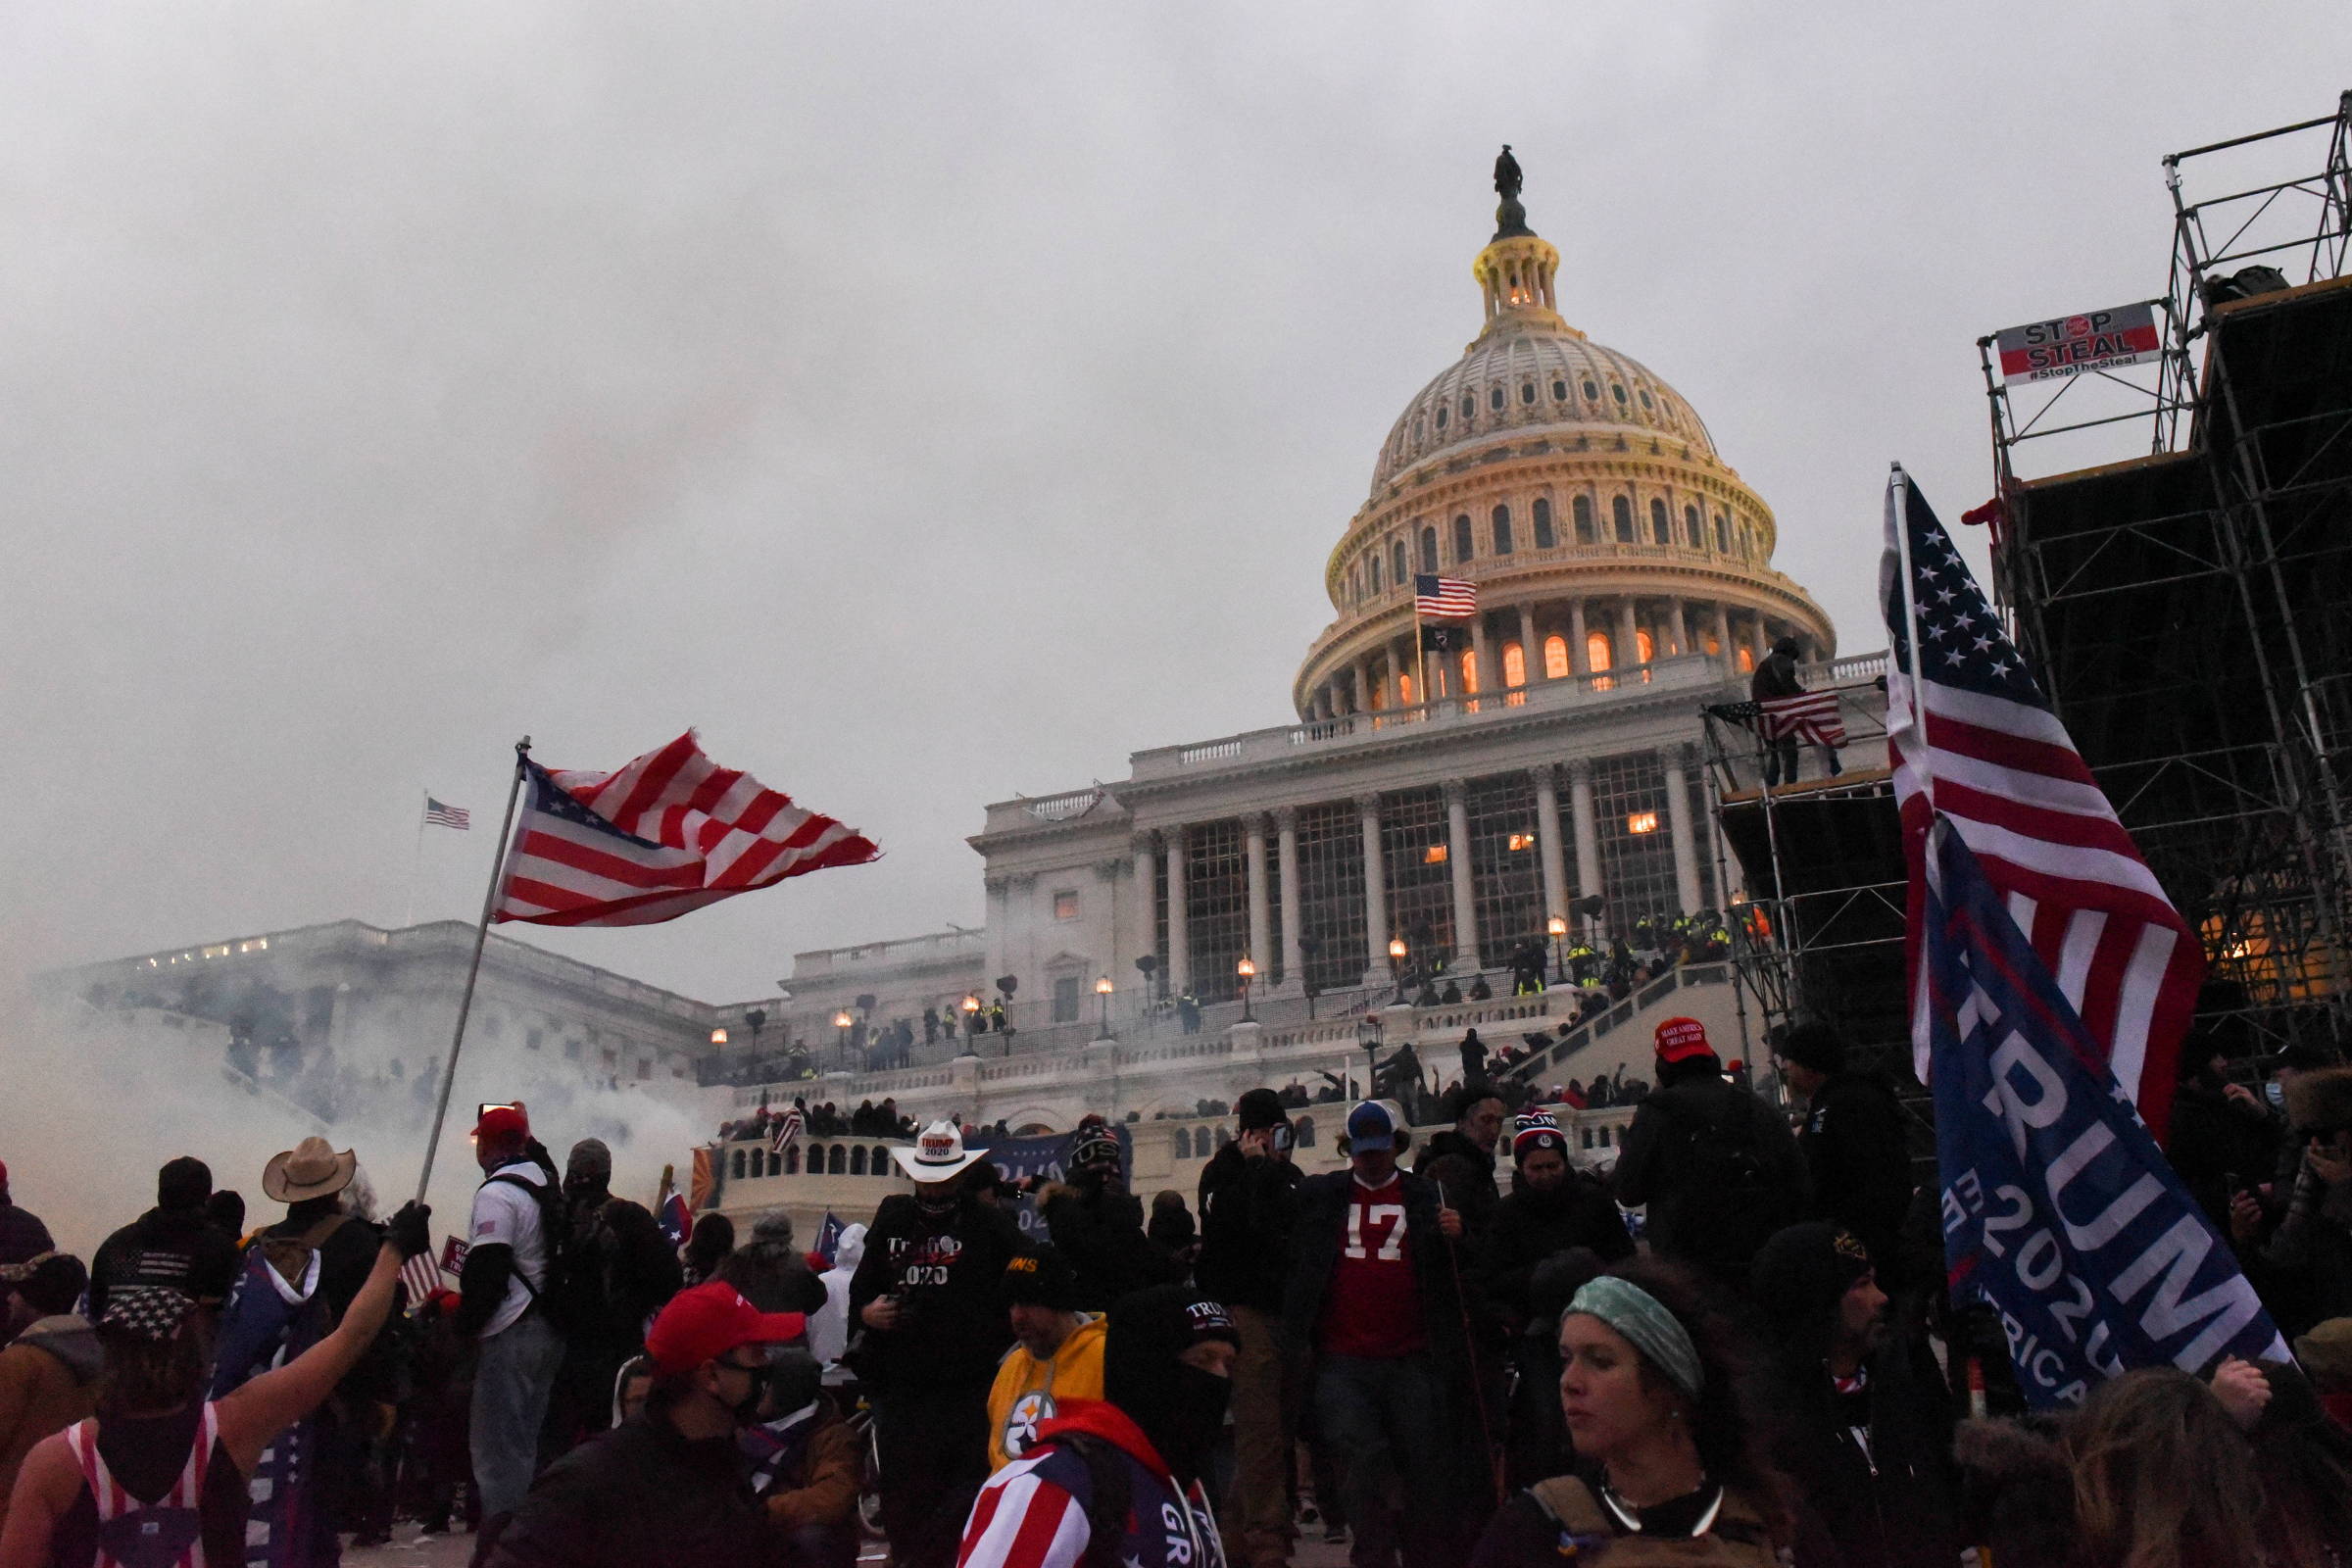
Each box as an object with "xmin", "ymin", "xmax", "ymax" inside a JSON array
[
  {"xmin": 1413, "ymin": 600, "xmax": 1430, "ymax": 715},
  {"xmin": 415, "ymin": 737, "xmax": 532, "ymax": 1203},
  {"xmin": 403, "ymin": 791, "xmax": 427, "ymax": 929},
  {"xmin": 1888, "ymin": 463, "xmax": 1935, "ymax": 810}
]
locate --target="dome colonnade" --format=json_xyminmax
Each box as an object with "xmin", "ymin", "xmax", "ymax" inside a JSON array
[{"xmin": 1294, "ymin": 220, "xmax": 1833, "ymax": 722}]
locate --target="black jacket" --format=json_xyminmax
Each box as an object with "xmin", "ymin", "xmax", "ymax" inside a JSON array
[
  {"xmin": 87, "ymin": 1206, "xmax": 242, "ymax": 1321},
  {"xmin": 1411, "ymin": 1130, "xmax": 1501, "ymax": 1245},
  {"xmin": 1797, "ymin": 1073, "xmax": 1916, "ymax": 1275},
  {"xmin": 482, "ymin": 1411, "xmax": 782, "ymax": 1568},
  {"xmin": 2167, "ymin": 1075, "xmax": 2280, "ymax": 1233},
  {"xmin": 1282, "ymin": 1168, "xmax": 1471, "ymax": 1386},
  {"xmin": 1761, "ymin": 1346, "xmax": 1961, "ymax": 1568},
  {"xmin": 846, "ymin": 1192, "xmax": 1021, "ymax": 1393},
  {"xmin": 1478, "ymin": 1174, "xmax": 1634, "ymax": 1331},
  {"xmin": 1040, "ymin": 1177, "xmax": 1186, "ymax": 1311},
  {"xmin": 1195, "ymin": 1145, "xmax": 1299, "ymax": 1312},
  {"xmin": 1612, "ymin": 1062, "xmax": 1807, "ymax": 1284}
]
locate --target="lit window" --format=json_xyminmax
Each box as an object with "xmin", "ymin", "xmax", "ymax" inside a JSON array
[
  {"xmin": 1612, "ymin": 496, "xmax": 1635, "ymax": 543},
  {"xmin": 1533, "ymin": 498, "xmax": 1554, "ymax": 549},
  {"xmin": 1544, "ymin": 634, "xmax": 1570, "ymax": 679},
  {"xmin": 1650, "ymin": 499, "xmax": 1670, "ymax": 544},
  {"xmin": 1587, "ymin": 632, "xmax": 1613, "ymax": 671},
  {"xmin": 1054, "ymin": 890, "xmax": 1079, "ymax": 921},
  {"xmin": 1574, "ymin": 495, "xmax": 1595, "ymax": 543},
  {"xmin": 201, "ymin": 944, "xmax": 229, "ymax": 959},
  {"xmin": 1627, "ymin": 811, "xmax": 1660, "ymax": 834},
  {"xmin": 1459, "ymin": 648, "xmax": 1479, "ymax": 692},
  {"xmin": 1506, "ymin": 832, "xmax": 1536, "ymax": 852},
  {"xmin": 1502, "ymin": 641, "xmax": 1526, "ymax": 687},
  {"xmin": 1737, "ymin": 646, "xmax": 1755, "ymax": 672},
  {"xmin": 1492, "ymin": 504, "xmax": 1513, "ymax": 555},
  {"xmin": 1399, "ymin": 672, "xmax": 1416, "ymax": 704},
  {"xmin": 1424, "ymin": 844, "xmax": 1449, "ymax": 864},
  {"xmin": 1453, "ymin": 514, "xmax": 1474, "ymax": 563}
]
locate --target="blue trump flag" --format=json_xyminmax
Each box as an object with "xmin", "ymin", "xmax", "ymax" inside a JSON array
[
  {"xmin": 1924, "ymin": 817, "xmax": 2284, "ymax": 1406},
  {"xmin": 983, "ymin": 1126, "xmax": 1132, "ymax": 1245}
]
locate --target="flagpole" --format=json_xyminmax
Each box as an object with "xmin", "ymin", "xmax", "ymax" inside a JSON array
[
  {"xmin": 1889, "ymin": 463, "xmax": 1935, "ymax": 810},
  {"xmin": 415, "ymin": 736, "xmax": 532, "ymax": 1204},
  {"xmin": 404, "ymin": 791, "xmax": 426, "ymax": 929},
  {"xmin": 1413, "ymin": 603, "xmax": 1429, "ymax": 716}
]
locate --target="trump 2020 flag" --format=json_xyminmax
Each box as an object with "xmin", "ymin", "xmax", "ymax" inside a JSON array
[
  {"xmin": 495, "ymin": 733, "xmax": 878, "ymax": 927},
  {"xmin": 1924, "ymin": 816, "xmax": 2283, "ymax": 1407}
]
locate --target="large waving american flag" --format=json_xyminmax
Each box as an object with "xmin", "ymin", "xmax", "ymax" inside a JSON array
[
  {"xmin": 1885, "ymin": 471, "xmax": 2201, "ymax": 1142},
  {"xmin": 1413, "ymin": 574, "xmax": 1478, "ymax": 618},
  {"xmin": 494, "ymin": 733, "xmax": 879, "ymax": 927}
]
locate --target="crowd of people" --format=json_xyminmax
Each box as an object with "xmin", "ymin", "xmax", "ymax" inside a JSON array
[{"xmin": 7, "ymin": 1006, "xmax": 2352, "ymax": 1568}]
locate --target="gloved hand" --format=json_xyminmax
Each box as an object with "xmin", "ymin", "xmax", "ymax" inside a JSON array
[{"xmin": 387, "ymin": 1200, "xmax": 432, "ymax": 1260}]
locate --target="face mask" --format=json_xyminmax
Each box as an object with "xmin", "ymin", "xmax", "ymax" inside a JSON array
[
  {"xmin": 1146, "ymin": 1362, "xmax": 1233, "ymax": 1483},
  {"xmin": 719, "ymin": 1364, "xmax": 772, "ymax": 1426},
  {"xmin": 915, "ymin": 1193, "xmax": 957, "ymax": 1219}
]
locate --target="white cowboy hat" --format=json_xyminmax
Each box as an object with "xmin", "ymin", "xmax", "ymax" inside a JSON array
[
  {"xmin": 890, "ymin": 1120, "xmax": 986, "ymax": 1182},
  {"xmin": 262, "ymin": 1136, "xmax": 357, "ymax": 1204}
]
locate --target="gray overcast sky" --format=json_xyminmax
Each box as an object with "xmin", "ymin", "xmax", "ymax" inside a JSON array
[{"xmin": 5, "ymin": 5, "xmax": 2345, "ymax": 1005}]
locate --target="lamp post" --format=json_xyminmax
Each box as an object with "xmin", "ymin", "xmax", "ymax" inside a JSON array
[
  {"xmin": 1355, "ymin": 1012, "xmax": 1384, "ymax": 1102},
  {"xmin": 744, "ymin": 1007, "xmax": 765, "ymax": 1060},
  {"xmin": 709, "ymin": 1027, "xmax": 728, "ymax": 1048},
  {"xmin": 1546, "ymin": 915, "xmax": 1568, "ymax": 986},
  {"xmin": 832, "ymin": 1009, "xmax": 853, "ymax": 1070},
  {"xmin": 960, "ymin": 994, "xmax": 981, "ymax": 1045},
  {"xmin": 1095, "ymin": 975, "xmax": 1115, "ymax": 1041},
  {"xmin": 1388, "ymin": 936, "xmax": 1408, "ymax": 1004},
  {"xmin": 1237, "ymin": 956, "xmax": 1256, "ymax": 1022}
]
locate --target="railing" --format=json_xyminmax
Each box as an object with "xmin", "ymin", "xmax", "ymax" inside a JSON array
[{"xmin": 1502, "ymin": 962, "xmax": 1733, "ymax": 1085}]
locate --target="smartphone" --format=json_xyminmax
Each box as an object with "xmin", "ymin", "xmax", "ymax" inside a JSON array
[
  {"xmin": 2265, "ymin": 1080, "xmax": 2285, "ymax": 1109},
  {"xmin": 1271, "ymin": 1122, "xmax": 1295, "ymax": 1153},
  {"xmin": 478, "ymin": 1101, "xmax": 526, "ymax": 1121}
]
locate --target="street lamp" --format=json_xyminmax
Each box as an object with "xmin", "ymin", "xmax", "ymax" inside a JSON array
[
  {"xmin": 833, "ymin": 1009, "xmax": 853, "ymax": 1068},
  {"xmin": 1355, "ymin": 1012, "xmax": 1384, "ymax": 1102},
  {"xmin": 1546, "ymin": 915, "xmax": 1568, "ymax": 986},
  {"xmin": 1236, "ymin": 956, "xmax": 1256, "ymax": 1022},
  {"xmin": 960, "ymin": 994, "xmax": 981, "ymax": 1041},
  {"xmin": 1388, "ymin": 936, "xmax": 1408, "ymax": 1003},
  {"xmin": 1095, "ymin": 975, "xmax": 1114, "ymax": 1040},
  {"xmin": 709, "ymin": 1027, "xmax": 729, "ymax": 1047},
  {"xmin": 744, "ymin": 1007, "xmax": 766, "ymax": 1058}
]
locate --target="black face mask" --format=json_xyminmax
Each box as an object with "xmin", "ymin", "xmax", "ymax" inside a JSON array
[
  {"xmin": 722, "ymin": 1364, "xmax": 772, "ymax": 1426},
  {"xmin": 1142, "ymin": 1362, "xmax": 1232, "ymax": 1483}
]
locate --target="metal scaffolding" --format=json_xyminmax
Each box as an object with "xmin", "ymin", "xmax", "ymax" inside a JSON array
[{"xmin": 1985, "ymin": 92, "xmax": 2352, "ymax": 1055}]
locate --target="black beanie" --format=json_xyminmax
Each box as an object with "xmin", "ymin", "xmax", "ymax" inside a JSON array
[
  {"xmin": 1750, "ymin": 1222, "xmax": 1873, "ymax": 1371},
  {"xmin": 1236, "ymin": 1088, "xmax": 1286, "ymax": 1132},
  {"xmin": 1001, "ymin": 1248, "xmax": 1085, "ymax": 1311},
  {"xmin": 1776, "ymin": 1021, "xmax": 1847, "ymax": 1076},
  {"xmin": 1104, "ymin": 1284, "xmax": 1238, "ymax": 1482},
  {"xmin": 157, "ymin": 1156, "xmax": 212, "ymax": 1212},
  {"xmin": 765, "ymin": 1348, "xmax": 823, "ymax": 1418}
]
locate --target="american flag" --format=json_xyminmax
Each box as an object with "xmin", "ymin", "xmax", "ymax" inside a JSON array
[
  {"xmin": 423, "ymin": 797, "xmax": 470, "ymax": 830},
  {"xmin": 769, "ymin": 1104, "xmax": 804, "ymax": 1155},
  {"xmin": 1885, "ymin": 471, "xmax": 2201, "ymax": 1141},
  {"xmin": 399, "ymin": 1251, "xmax": 441, "ymax": 1309},
  {"xmin": 493, "ymin": 733, "xmax": 879, "ymax": 927},
  {"xmin": 1413, "ymin": 574, "xmax": 1478, "ymax": 618},
  {"xmin": 1758, "ymin": 691, "xmax": 1847, "ymax": 749}
]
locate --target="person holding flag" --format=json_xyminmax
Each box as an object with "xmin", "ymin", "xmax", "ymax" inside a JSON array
[{"xmin": 1884, "ymin": 468, "xmax": 2284, "ymax": 1407}]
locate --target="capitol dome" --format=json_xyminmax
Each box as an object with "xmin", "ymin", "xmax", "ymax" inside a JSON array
[{"xmin": 1294, "ymin": 184, "xmax": 1834, "ymax": 721}]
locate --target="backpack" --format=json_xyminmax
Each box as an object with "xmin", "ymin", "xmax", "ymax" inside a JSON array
[
  {"xmin": 486, "ymin": 1170, "xmax": 589, "ymax": 1334},
  {"xmin": 1525, "ymin": 1478, "xmax": 1788, "ymax": 1565},
  {"xmin": 1663, "ymin": 1095, "xmax": 1792, "ymax": 1273}
]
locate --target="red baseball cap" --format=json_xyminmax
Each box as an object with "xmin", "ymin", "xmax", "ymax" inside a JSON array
[
  {"xmin": 644, "ymin": 1282, "xmax": 806, "ymax": 1375},
  {"xmin": 1654, "ymin": 1016, "xmax": 1716, "ymax": 1064},
  {"xmin": 471, "ymin": 1104, "xmax": 529, "ymax": 1145}
]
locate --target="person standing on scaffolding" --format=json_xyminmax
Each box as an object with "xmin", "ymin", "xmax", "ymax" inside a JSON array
[{"xmin": 1749, "ymin": 634, "xmax": 1841, "ymax": 785}]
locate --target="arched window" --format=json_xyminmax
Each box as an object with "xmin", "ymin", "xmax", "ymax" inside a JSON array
[
  {"xmin": 1420, "ymin": 526, "xmax": 1440, "ymax": 575},
  {"xmin": 1532, "ymin": 498, "xmax": 1554, "ymax": 549},
  {"xmin": 1459, "ymin": 649, "xmax": 1480, "ymax": 693},
  {"xmin": 1573, "ymin": 495, "xmax": 1596, "ymax": 544},
  {"xmin": 785, "ymin": 1144, "xmax": 800, "ymax": 1175},
  {"xmin": 850, "ymin": 1146, "xmax": 867, "ymax": 1176},
  {"xmin": 1436, "ymin": 405, "xmax": 1449, "ymax": 430},
  {"xmin": 731, "ymin": 1150, "xmax": 746, "ymax": 1180},
  {"xmin": 1587, "ymin": 632, "xmax": 1613, "ymax": 671},
  {"xmin": 1737, "ymin": 645, "xmax": 1755, "ymax": 672},
  {"xmin": 1544, "ymin": 634, "xmax": 1570, "ymax": 679},
  {"xmin": 1452, "ymin": 514, "xmax": 1474, "ymax": 564},
  {"xmin": 1297, "ymin": 1116, "xmax": 1317, "ymax": 1149},
  {"xmin": 1684, "ymin": 505, "xmax": 1701, "ymax": 547},
  {"xmin": 1519, "ymin": 382, "xmax": 1536, "ymax": 405},
  {"xmin": 820, "ymin": 1145, "xmax": 840, "ymax": 1175},
  {"xmin": 872, "ymin": 1147, "xmax": 889, "ymax": 1172},
  {"xmin": 1612, "ymin": 384, "xmax": 1629, "ymax": 407},
  {"xmin": 1492, "ymin": 504, "xmax": 1513, "ymax": 555},
  {"xmin": 1368, "ymin": 556, "xmax": 1382, "ymax": 594},
  {"xmin": 1649, "ymin": 498, "xmax": 1671, "ymax": 544},
  {"xmin": 1637, "ymin": 629, "xmax": 1655, "ymax": 664},
  {"xmin": 1398, "ymin": 672, "xmax": 1416, "ymax": 704},
  {"xmin": 1715, "ymin": 514, "xmax": 1730, "ymax": 553},
  {"xmin": 1490, "ymin": 385, "xmax": 1505, "ymax": 412},
  {"xmin": 1173, "ymin": 1128, "xmax": 1191, "ymax": 1158},
  {"xmin": 1612, "ymin": 496, "xmax": 1635, "ymax": 543},
  {"xmin": 1459, "ymin": 395, "xmax": 1476, "ymax": 421},
  {"xmin": 1392, "ymin": 540, "xmax": 1408, "ymax": 584},
  {"xmin": 1550, "ymin": 378, "xmax": 1568, "ymax": 402},
  {"xmin": 1502, "ymin": 641, "xmax": 1526, "ymax": 687}
]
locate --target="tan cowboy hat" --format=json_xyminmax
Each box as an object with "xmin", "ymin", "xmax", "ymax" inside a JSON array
[{"xmin": 262, "ymin": 1137, "xmax": 357, "ymax": 1204}]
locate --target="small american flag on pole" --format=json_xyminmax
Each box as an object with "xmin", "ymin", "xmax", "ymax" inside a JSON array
[
  {"xmin": 1413, "ymin": 574, "xmax": 1478, "ymax": 618},
  {"xmin": 1758, "ymin": 691, "xmax": 1847, "ymax": 749},
  {"xmin": 1885, "ymin": 470, "xmax": 2202, "ymax": 1142},
  {"xmin": 494, "ymin": 733, "xmax": 879, "ymax": 928},
  {"xmin": 399, "ymin": 1250, "xmax": 444, "ymax": 1310},
  {"xmin": 423, "ymin": 798, "xmax": 470, "ymax": 830},
  {"xmin": 769, "ymin": 1104, "xmax": 804, "ymax": 1156}
]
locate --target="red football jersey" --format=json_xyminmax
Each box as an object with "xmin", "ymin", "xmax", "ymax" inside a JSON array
[{"xmin": 1315, "ymin": 1175, "xmax": 1427, "ymax": 1358}]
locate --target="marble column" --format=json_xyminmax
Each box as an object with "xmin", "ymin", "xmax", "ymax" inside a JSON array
[
  {"xmin": 1469, "ymin": 616, "xmax": 1494, "ymax": 707},
  {"xmin": 1663, "ymin": 746, "xmax": 1704, "ymax": 914},
  {"xmin": 1712, "ymin": 603, "xmax": 1734, "ymax": 663},
  {"xmin": 1357, "ymin": 794, "xmax": 1389, "ymax": 983},
  {"xmin": 1444, "ymin": 780, "xmax": 1482, "ymax": 973},
  {"xmin": 1355, "ymin": 655, "xmax": 1380, "ymax": 714},
  {"xmin": 1569, "ymin": 600, "xmax": 1591, "ymax": 676},
  {"xmin": 1617, "ymin": 600, "xmax": 1641, "ymax": 670},
  {"xmin": 1532, "ymin": 764, "xmax": 1568, "ymax": 923},
  {"xmin": 1166, "ymin": 825, "xmax": 1191, "ymax": 999},
  {"xmin": 1244, "ymin": 813, "xmax": 1272, "ymax": 983},
  {"xmin": 1667, "ymin": 600, "xmax": 1690, "ymax": 659},
  {"xmin": 1130, "ymin": 832, "xmax": 1158, "ymax": 995},
  {"xmin": 1275, "ymin": 807, "xmax": 1303, "ymax": 992},
  {"xmin": 1517, "ymin": 603, "xmax": 1539, "ymax": 687},
  {"xmin": 1749, "ymin": 613, "xmax": 1771, "ymax": 665},
  {"xmin": 1568, "ymin": 760, "xmax": 1602, "ymax": 934}
]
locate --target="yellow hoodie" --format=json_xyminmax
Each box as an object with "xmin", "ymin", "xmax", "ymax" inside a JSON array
[{"xmin": 985, "ymin": 1313, "xmax": 1107, "ymax": 1470}]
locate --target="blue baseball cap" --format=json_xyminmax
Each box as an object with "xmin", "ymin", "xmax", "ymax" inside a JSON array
[{"xmin": 1346, "ymin": 1101, "xmax": 1396, "ymax": 1152}]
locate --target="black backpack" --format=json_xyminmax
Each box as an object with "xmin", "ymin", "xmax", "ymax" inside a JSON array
[
  {"xmin": 1666, "ymin": 1094, "xmax": 1793, "ymax": 1271},
  {"xmin": 485, "ymin": 1170, "xmax": 590, "ymax": 1335}
]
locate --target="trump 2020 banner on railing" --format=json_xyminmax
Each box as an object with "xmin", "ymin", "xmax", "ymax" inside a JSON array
[{"xmin": 1924, "ymin": 819, "xmax": 2284, "ymax": 1406}]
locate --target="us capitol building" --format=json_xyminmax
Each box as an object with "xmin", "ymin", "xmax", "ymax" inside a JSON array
[{"xmin": 45, "ymin": 164, "xmax": 1870, "ymax": 1216}]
